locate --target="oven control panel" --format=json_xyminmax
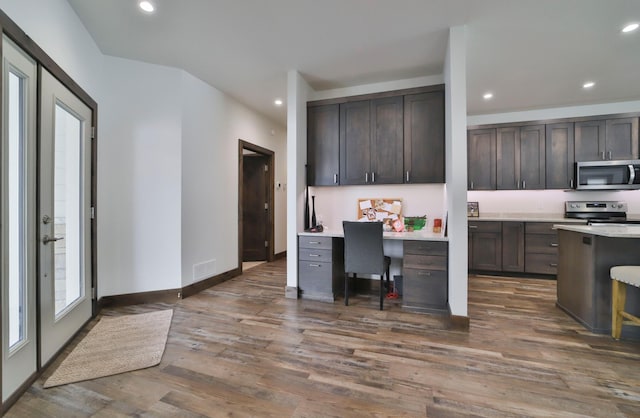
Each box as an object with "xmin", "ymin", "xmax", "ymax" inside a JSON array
[{"xmin": 565, "ymin": 201, "xmax": 627, "ymax": 214}]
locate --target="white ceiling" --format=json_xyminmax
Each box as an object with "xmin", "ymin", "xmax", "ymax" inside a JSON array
[{"xmin": 67, "ymin": 0, "xmax": 640, "ymax": 126}]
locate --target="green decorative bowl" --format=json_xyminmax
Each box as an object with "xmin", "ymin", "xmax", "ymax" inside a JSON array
[{"xmin": 404, "ymin": 216, "xmax": 427, "ymax": 231}]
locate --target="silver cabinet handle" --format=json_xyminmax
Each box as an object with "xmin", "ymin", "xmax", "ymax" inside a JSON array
[
  {"xmin": 468, "ymin": 225, "xmax": 478, "ymax": 229},
  {"xmin": 550, "ymin": 243, "xmax": 559, "ymax": 247},
  {"xmin": 522, "ymin": 180, "xmax": 526, "ymax": 189},
  {"xmin": 308, "ymin": 263, "xmax": 321, "ymax": 267},
  {"xmin": 333, "ymin": 173, "xmax": 338, "ymax": 184},
  {"xmin": 365, "ymin": 172, "xmax": 369, "ymax": 183},
  {"xmin": 601, "ymin": 151, "xmax": 606, "ymax": 160},
  {"xmin": 418, "ymin": 271, "xmax": 432, "ymax": 276},
  {"xmin": 406, "ymin": 171, "xmax": 410, "ymax": 182},
  {"xmin": 470, "ymin": 181, "xmax": 474, "ymax": 190},
  {"xmin": 570, "ymin": 179, "xmax": 574, "ymax": 189},
  {"xmin": 43, "ymin": 235, "xmax": 64, "ymax": 244},
  {"xmin": 308, "ymin": 241, "xmax": 320, "ymax": 245},
  {"xmin": 371, "ymin": 172, "xmax": 376, "ymax": 183},
  {"xmin": 308, "ymin": 254, "xmax": 320, "ymax": 257},
  {"xmin": 629, "ymin": 165, "xmax": 636, "ymax": 185},
  {"xmin": 608, "ymin": 151, "xmax": 612, "ymax": 160},
  {"xmin": 549, "ymin": 263, "xmax": 558, "ymax": 267}
]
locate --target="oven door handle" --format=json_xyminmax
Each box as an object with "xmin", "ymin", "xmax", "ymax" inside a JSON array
[{"xmin": 629, "ymin": 165, "xmax": 636, "ymax": 185}]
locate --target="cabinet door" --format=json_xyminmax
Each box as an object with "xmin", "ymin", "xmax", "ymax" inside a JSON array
[
  {"xmin": 502, "ymin": 222, "xmax": 524, "ymax": 272},
  {"xmin": 546, "ymin": 122, "xmax": 575, "ymax": 189},
  {"xmin": 471, "ymin": 232, "xmax": 502, "ymax": 271},
  {"xmin": 468, "ymin": 128, "xmax": 496, "ymax": 190},
  {"xmin": 370, "ymin": 96, "xmax": 403, "ymax": 184},
  {"xmin": 307, "ymin": 105, "xmax": 339, "ymax": 186},
  {"xmin": 606, "ymin": 117, "xmax": 639, "ymax": 160},
  {"xmin": 519, "ymin": 125, "xmax": 546, "ymax": 189},
  {"xmin": 403, "ymin": 91, "xmax": 445, "ymax": 183},
  {"xmin": 575, "ymin": 119, "xmax": 606, "ymax": 161},
  {"xmin": 496, "ymin": 127, "xmax": 519, "ymax": 190},
  {"xmin": 340, "ymin": 100, "xmax": 371, "ymax": 185}
]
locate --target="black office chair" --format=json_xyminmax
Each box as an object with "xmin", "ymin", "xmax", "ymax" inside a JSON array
[{"xmin": 342, "ymin": 221, "xmax": 391, "ymax": 310}]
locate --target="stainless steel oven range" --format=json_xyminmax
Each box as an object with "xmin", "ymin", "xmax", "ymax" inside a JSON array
[{"xmin": 564, "ymin": 200, "xmax": 640, "ymax": 225}]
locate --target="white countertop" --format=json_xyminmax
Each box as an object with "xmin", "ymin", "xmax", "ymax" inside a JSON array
[
  {"xmin": 469, "ymin": 213, "xmax": 587, "ymax": 223},
  {"xmin": 298, "ymin": 229, "xmax": 448, "ymax": 241},
  {"xmin": 555, "ymin": 224, "xmax": 640, "ymax": 238}
]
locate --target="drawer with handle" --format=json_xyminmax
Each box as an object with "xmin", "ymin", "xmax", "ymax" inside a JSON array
[
  {"xmin": 298, "ymin": 248, "xmax": 333, "ymax": 263},
  {"xmin": 299, "ymin": 235, "xmax": 332, "ymax": 250}
]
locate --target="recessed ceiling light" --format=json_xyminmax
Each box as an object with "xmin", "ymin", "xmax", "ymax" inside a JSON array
[
  {"xmin": 583, "ymin": 81, "xmax": 595, "ymax": 89},
  {"xmin": 483, "ymin": 92, "xmax": 493, "ymax": 100},
  {"xmin": 274, "ymin": 99, "xmax": 283, "ymax": 106},
  {"xmin": 139, "ymin": 1, "xmax": 155, "ymax": 13},
  {"xmin": 622, "ymin": 23, "xmax": 639, "ymax": 33}
]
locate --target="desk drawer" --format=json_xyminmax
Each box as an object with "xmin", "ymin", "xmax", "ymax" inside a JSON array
[
  {"xmin": 526, "ymin": 234, "xmax": 559, "ymax": 254},
  {"xmin": 404, "ymin": 254, "xmax": 447, "ymax": 271},
  {"xmin": 299, "ymin": 236, "xmax": 332, "ymax": 250},
  {"xmin": 298, "ymin": 248, "xmax": 333, "ymax": 263},
  {"xmin": 299, "ymin": 261, "xmax": 333, "ymax": 289},
  {"xmin": 403, "ymin": 240, "xmax": 447, "ymax": 256},
  {"xmin": 402, "ymin": 268, "xmax": 447, "ymax": 309}
]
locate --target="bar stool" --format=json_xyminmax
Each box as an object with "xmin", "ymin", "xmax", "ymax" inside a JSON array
[{"xmin": 610, "ymin": 266, "xmax": 640, "ymax": 339}]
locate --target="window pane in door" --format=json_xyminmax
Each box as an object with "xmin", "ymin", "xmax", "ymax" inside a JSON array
[
  {"xmin": 54, "ymin": 103, "xmax": 84, "ymax": 316},
  {"xmin": 8, "ymin": 72, "xmax": 25, "ymax": 348}
]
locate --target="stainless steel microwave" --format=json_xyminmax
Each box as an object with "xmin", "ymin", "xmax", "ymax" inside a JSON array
[{"xmin": 575, "ymin": 160, "xmax": 640, "ymax": 190}]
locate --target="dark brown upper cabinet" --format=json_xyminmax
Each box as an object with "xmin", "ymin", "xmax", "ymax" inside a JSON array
[
  {"xmin": 307, "ymin": 104, "xmax": 340, "ymax": 186},
  {"xmin": 339, "ymin": 100, "xmax": 371, "ymax": 185},
  {"xmin": 468, "ymin": 128, "xmax": 497, "ymax": 190},
  {"xmin": 545, "ymin": 122, "xmax": 575, "ymax": 189},
  {"xmin": 404, "ymin": 91, "xmax": 445, "ymax": 183},
  {"xmin": 339, "ymin": 97, "xmax": 404, "ymax": 185},
  {"xmin": 575, "ymin": 117, "xmax": 639, "ymax": 161},
  {"xmin": 496, "ymin": 125, "xmax": 545, "ymax": 190},
  {"xmin": 370, "ymin": 96, "xmax": 404, "ymax": 184}
]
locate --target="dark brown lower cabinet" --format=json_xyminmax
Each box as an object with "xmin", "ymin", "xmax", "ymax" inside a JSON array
[
  {"xmin": 524, "ymin": 222, "xmax": 560, "ymax": 274},
  {"xmin": 402, "ymin": 241, "xmax": 448, "ymax": 312},
  {"xmin": 468, "ymin": 221, "xmax": 502, "ymax": 271},
  {"xmin": 298, "ymin": 236, "xmax": 343, "ymax": 302},
  {"xmin": 502, "ymin": 222, "xmax": 524, "ymax": 272}
]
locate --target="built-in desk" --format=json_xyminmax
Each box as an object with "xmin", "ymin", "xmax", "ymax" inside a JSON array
[{"xmin": 298, "ymin": 230, "xmax": 449, "ymax": 312}]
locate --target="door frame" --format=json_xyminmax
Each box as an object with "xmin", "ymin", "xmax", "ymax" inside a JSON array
[
  {"xmin": 0, "ymin": 10, "xmax": 98, "ymax": 412},
  {"xmin": 238, "ymin": 140, "xmax": 274, "ymax": 272}
]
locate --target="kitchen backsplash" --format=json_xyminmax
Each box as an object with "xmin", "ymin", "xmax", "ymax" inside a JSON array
[
  {"xmin": 309, "ymin": 184, "xmax": 446, "ymax": 232},
  {"xmin": 468, "ymin": 189, "xmax": 640, "ymax": 216}
]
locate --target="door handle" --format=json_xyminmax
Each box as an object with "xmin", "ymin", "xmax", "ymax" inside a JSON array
[
  {"xmin": 406, "ymin": 171, "xmax": 410, "ymax": 182},
  {"xmin": 43, "ymin": 235, "xmax": 64, "ymax": 244}
]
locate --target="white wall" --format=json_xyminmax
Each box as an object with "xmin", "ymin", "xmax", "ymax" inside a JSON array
[
  {"xmin": 99, "ymin": 56, "xmax": 183, "ymax": 295},
  {"xmin": 1, "ymin": 0, "xmax": 288, "ymax": 298},
  {"xmin": 0, "ymin": 0, "xmax": 104, "ymax": 100},
  {"xmin": 180, "ymin": 71, "xmax": 286, "ymax": 287},
  {"xmin": 445, "ymin": 26, "xmax": 468, "ymax": 318},
  {"xmin": 286, "ymin": 71, "xmax": 311, "ymax": 291},
  {"xmin": 311, "ymin": 184, "xmax": 445, "ymax": 232}
]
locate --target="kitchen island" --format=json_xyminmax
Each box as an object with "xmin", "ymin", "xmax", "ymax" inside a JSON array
[{"xmin": 555, "ymin": 224, "xmax": 640, "ymax": 340}]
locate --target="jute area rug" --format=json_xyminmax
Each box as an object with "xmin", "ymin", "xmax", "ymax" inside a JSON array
[{"xmin": 44, "ymin": 309, "xmax": 173, "ymax": 388}]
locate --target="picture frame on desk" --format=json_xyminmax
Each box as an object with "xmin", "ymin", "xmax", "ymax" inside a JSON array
[{"xmin": 467, "ymin": 202, "xmax": 479, "ymax": 217}]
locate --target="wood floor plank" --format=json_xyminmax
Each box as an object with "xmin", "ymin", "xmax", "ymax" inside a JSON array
[{"xmin": 5, "ymin": 260, "xmax": 640, "ymax": 417}]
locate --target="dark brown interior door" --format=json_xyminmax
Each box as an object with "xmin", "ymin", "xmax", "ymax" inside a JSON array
[{"xmin": 243, "ymin": 154, "xmax": 268, "ymax": 261}]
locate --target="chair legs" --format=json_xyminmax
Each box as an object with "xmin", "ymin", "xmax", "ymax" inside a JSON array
[
  {"xmin": 612, "ymin": 279, "xmax": 626, "ymax": 340},
  {"xmin": 345, "ymin": 273, "xmax": 356, "ymax": 306}
]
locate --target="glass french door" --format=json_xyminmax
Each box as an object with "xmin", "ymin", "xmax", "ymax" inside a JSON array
[
  {"xmin": 1, "ymin": 37, "xmax": 37, "ymax": 402},
  {"xmin": 39, "ymin": 68, "xmax": 93, "ymax": 366}
]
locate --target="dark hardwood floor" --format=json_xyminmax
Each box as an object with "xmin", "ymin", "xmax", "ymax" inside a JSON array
[{"xmin": 6, "ymin": 259, "xmax": 640, "ymax": 417}]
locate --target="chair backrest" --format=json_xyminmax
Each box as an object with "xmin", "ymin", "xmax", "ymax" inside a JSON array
[{"xmin": 343, "ymin": 221, "xmax": 385, "ymax": 275}]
